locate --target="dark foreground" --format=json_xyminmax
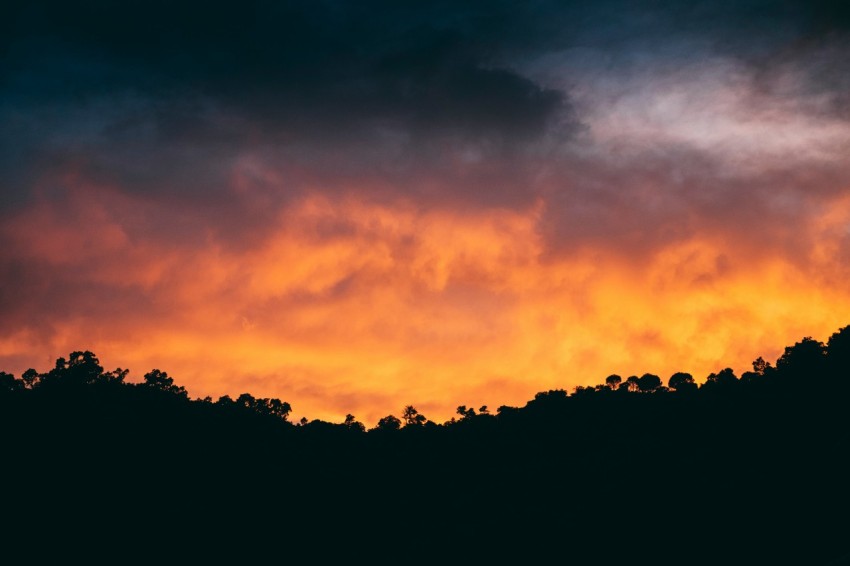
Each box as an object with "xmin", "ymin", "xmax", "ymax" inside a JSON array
[{"xmin": 4, "ymin": 329, "xmax": 850, "ymax": 564}]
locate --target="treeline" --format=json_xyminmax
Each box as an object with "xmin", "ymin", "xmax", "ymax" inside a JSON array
[
  {"xmin": 3, "ymin": 325, "xmax": 850, "ymax": 431},
  {"xmin": 3, "ymin": 326, "xmax": 850, "ymax": 564}
]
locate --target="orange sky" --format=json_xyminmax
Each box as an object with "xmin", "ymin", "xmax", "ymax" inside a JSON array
[
  {"xmin": 3, "ymin": 1, "xmax": 850, "ymax": 426},
  {"xmin": 3, "ymin": 180, "xmax": 849, "ymax": 425}
]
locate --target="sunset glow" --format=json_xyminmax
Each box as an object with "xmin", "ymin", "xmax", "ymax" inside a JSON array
[{"xmin": 2, "ymin": 1, "xmax": 850, "ymax": 424}]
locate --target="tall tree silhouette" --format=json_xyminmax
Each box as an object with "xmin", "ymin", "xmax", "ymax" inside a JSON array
[
  {"xmin": 741, "ymin": 357, "xmax": 773, "ymax": 384},
  {"xmin": 344, "ymin": 414, "xmax": 366, "ymax": 432},
  {"xmin": 402, "ymin": 405, "xmax": 426, "ymax": 426}
]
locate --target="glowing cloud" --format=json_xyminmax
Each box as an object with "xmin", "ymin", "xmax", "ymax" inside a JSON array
[
  {"xmin": 3, "ymin": 0, "xmax": 850, "ymax": 425},
  {"xmin": 3, "ymin": 177, "xmax": 850, "ymax": 424}
]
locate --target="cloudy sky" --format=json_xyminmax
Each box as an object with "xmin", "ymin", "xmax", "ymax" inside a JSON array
[{"xmin": 2, "ymin": 0, "xmax": 850, "ymax": 423}]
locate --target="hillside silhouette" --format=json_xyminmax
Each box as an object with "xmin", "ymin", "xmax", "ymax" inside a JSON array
[{"xmin": 3, "ymin": 326, "xmax": 850, "ymax": 564}]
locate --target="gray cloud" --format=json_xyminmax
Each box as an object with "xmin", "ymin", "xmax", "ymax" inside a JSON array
[{"xmin": 2, "ymin": 0, "xmax": 850, "ymax": 253}]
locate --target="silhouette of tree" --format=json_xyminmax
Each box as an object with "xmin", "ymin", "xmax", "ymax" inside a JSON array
[
  {"xmin": 110, "ymin": 368, "xmax": 130, "ymax": 383},
  {"xmin": 703, "ymin": 367, "xmax": 738, "ymax": 390},
  {"xmin": 375, "ymin": 415, "xmax": 401, "ymax": 431},
  {"xmin": 233, "ymin": 393, "xmax": 291, "ymax": 420},
  {"xmin": 826, "ymin": 326, "xmax": 850, "ymax": 383},
  {"xmin": 605, "ymin": 374, "xmax": 622, "ymax": 390},
  {"xmin": 344, "ymin": 414, "xmax": 366, "ymax": 432},
  {"xmin": 496, "ymin": 405, "xmax": 519, "ymax": 416},
  {"xmin": 637, "ymin": 373, "xmax": 662, "ymax": 392},
  {"xmin": 216, "ymin": 394, "xmax": 234, "ymax": 406},
  {"xmin": 530, "ymin": 389, "xmax": 570, "ymax": 410},
  {"xmin": 752, "ymin": 356, "xmax": 771, "ymax": 375},
  {"xmin": 212, "ymin": 392, "xmax": 291, "ymax": 422},
  {"xmin": 237, "ymin": 392, "xmax": 257, "ymax": 408},
  {"xmin": 262, "ymin": 398, "xmax": 292, "ymax": 420},
  {"xmin": 65, "ymin": 351, "xmax": 105, "ymax": 383},
  {"xmin": 402, "ymin": 405, "xmax": 426, "ymax": 426},
  {"xmin": 35, "ymin": 351, "xmax": 128, "ymax": 389},
  {"xmin": 20, "ymin": 368, "xmax": 40, "ymax": 390},
  {"xmin": 0, "ymin": 371, "xmax": 22, "ymax": 393},
  {"xmin": 624, "ymin": 375, "xmax": 640, "ymax": 392},
  {"xmin": 741, "ymin": 357, "xmax": 773, "ymax": 384},
  {"xmin": 668, "ymin": 372, "xmax": 696, "ymax": 392},
  {"xmin": 142, "ymin": 369, "xmax": 187, "ymax": 396},
  {"xmin": 776, "ymin": 337, "xmax": 826, "ymax": 381},
  {"xmin": 769, "ymin": 336, "xmax": 827, "ymax": 394},
  {"xmin": 573, "ymin": 385, "xmax": 596, "ymax": 398},
  {"xmin": 456, "ymin": 405, "xmax": 476, "ymax": 419}
]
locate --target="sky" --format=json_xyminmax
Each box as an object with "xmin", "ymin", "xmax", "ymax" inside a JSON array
[{"xmin": 2, "ymin": 0, "xmax": 850, "ymax": 425}]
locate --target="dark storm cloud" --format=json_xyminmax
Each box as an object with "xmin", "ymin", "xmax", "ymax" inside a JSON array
[
  {"xmin": 0, "ymin": 0, "xmax": 586, "ymax": 218},
  {"xmin": 1, "ymin": 0, "xmax": 849, "ymax": 229},
  {"xmin": 0, "ymin": 1, "xmax": 570, "ymax": 138},
  {"xmin": 3, "ymin": 0, "xmax": 849, "ymax": 126}
]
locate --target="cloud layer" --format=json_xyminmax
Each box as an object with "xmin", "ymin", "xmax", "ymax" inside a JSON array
[{"xmin": 2, "ymin": 1, "xmax": 850, "ymax": 423}]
